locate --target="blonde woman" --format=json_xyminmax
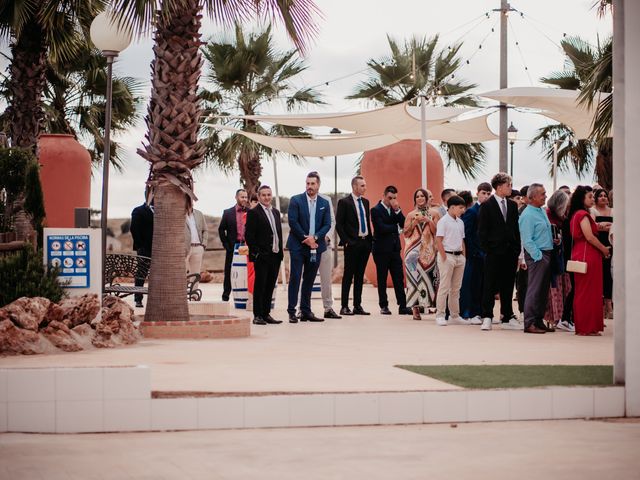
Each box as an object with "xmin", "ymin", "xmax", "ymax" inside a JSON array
[{"xmin": 403, "ymin": 189, "xmax": 439, "ymax": 320}]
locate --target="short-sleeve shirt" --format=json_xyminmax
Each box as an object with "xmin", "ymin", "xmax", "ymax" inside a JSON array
[{"xmin": 436, "ymin": 213, "xmax": 465, "ymax": 252}]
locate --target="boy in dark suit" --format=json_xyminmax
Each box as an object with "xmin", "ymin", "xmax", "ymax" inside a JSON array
[
  {"xmin": 130, "ymin": 193, "xmax": 154, "ymax": 308},
  {"xmin": 244, "ymin": 185, "xmax": 283, "ymax": 325},
  {"xmin": 336, "ymin": 176, "xmax": 372, "ymax": 316},
  {"xmin": 478, "ymin": 173, "xmax": 521, "ymax": 331},
  {"xmin": 371, "ymin": 185, "xmax": 411, "ymax": 315}
]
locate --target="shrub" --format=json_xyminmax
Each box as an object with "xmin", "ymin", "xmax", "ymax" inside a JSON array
[{"xmin": 0, "ymin": 246, "xmax": 68, "ymax": 307}]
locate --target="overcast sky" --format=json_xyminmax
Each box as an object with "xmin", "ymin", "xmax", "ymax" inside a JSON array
[{"xmin": 91, "ymin": 0, "xmax": 612, "ymax": 218}]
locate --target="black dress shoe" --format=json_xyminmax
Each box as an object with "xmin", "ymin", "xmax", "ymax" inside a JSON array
[
  {"xmin": 253, "ymin": 316, "xmax": 267, "ymax": 325},
  {"xmin": 289, "ymin": 313, "xmax": 299, "ymax": 323},
  {"xmin": 222, "ymin": 296, "xmax": 229, "ymax": 302},
  {"xmin": 539, "ymin": 322, "xmax": 555, "ymax": 332},
  {"xmin": 353, "ymin": 306, "xmax": 370, "ymax": 315},
  {"xmin": 524, "ymin": 325, "xmax": 546, "ymax": 334},
  {"xmin": 340, "ymin": 307, "xmax": 354, "ymax": 316},
  {"xmin": 264, "ymin": 315, "xmax": 282, "ymax": 324},
  {"xmin": 380, "ymin": 306, "xmax": 392, "ymax": 315},
  {"xmin": 324, "ymin": 309, "xmax": 342, "ymax": 319},
  {"xmin": 300, "ymin": 313, "xmax": 324, "ymax": 322},
  {"xmin": 398, "ymin": 307, "xmax": 413, "ymax": 315}
]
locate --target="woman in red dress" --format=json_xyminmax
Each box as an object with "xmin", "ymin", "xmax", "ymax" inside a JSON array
[{"xmin": 567, "ymin": 186, "xmax": 612, "ymax": 336}]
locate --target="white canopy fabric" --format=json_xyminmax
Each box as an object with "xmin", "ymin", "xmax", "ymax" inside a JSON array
[
  {"xmin": 215, "ymin": 114, "xmax": 497, "ymax": 157},
  {"xmin": 216, "ymin": 102, "xmax": 479, "ymax": 135},
  {"xmin": 480, "ymin": 87, "xmax": 610, "ymax": 139}
]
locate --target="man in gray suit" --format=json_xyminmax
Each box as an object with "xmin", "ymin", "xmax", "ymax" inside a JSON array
[{"xmin": 185, "ymin": 206, "xmax": 209, "ymax": 289}]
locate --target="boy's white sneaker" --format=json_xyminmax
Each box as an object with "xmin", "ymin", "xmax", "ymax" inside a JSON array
[
  {"xmin": 449, "ymin": 315, "xmax": 470, "ymax": 325},
  {"xmin": 501, "ymin": 317, "xmax": 522, "ymax": 330},
  {"xmin": 469, "ymin": 315, "xmax": 483, "ymax": 325},
  {"xmin": 556, "ymin": 320, "xmax": 575, "ymax": 332},
  {"xmin": 435, "ymin": 316, "xmax": 448, "ymax": 326},
  {"xmin": 481, "ymin": 317, "xmax": 492, "ymax": 330}
]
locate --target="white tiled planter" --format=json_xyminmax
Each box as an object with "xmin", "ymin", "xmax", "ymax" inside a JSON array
[
  {"xmin": 594, "ymin": 386, "xmax": 625, "ymax": 417},
  {"xmin": 244, "ymin": 395, "xmax": 290, "ymax": 428},
  {"xmin": 467, "ymin": 389, "xmax": 510, "ymax": 422},
  {"xmin": 198, "ymin": 397, "xmax": 244, "ymax": 430},
  {"xmin": 56, "ymin": 400, "xmax": 104, "ymax": 433},
  {"xmin": 8, "ymin": 401, "xmax": 55, "ymax": 433},
  {"xmin": 379, "ymin": 392, "xmax": 423, "ymax": 425},
  {"xmin": 289, "ymin": 394, "xmax": 335, "ymax": 427},
  {"xmin": 7, "ymin": 369, "xmax": 55, "ymax": 402},
  {"xmin": 334, "ymin": 393, "xmax": 379, "ymax": 426},
  {"xmin": 509, "ymin": 388, "xmax": 554, "ymax": 421},
  {"xmin": 424, "ymin": 391, "xmax": 468, "ymax": 423},
  {"xmin": 56, "ymin": 368, "xmax": 103, "ymax": 401},
  {"xmin": 105, "ymin": 399, "xmax": 152, "ymax": 432},
  {"xmin": 151, "ymin": 398, "xmax": 198, "ymax": 431},
  {"xmin": 551, "ymin": 387, "xmax": 595, "ymax": 419},
  {"xmin": 104, "ymin": 366, "xmax": 151, "ymax": 400}
]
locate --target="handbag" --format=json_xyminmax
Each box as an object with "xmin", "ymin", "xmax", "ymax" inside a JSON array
[{"xmin": 566, "ymin": 214, "xmax": 587, "ymax": 274}]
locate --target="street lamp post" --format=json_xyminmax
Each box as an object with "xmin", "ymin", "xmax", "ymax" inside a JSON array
[
  {"xmin": 330, "ymin": 127, "xmax": 341, "ymax": 268},
  {"xmin": 507, "ymin": 121, "xmax": 518, "ymax": 178},
  {"xmin": 90, "ymin": 12, "xmax": 132, "ymax": 293}
]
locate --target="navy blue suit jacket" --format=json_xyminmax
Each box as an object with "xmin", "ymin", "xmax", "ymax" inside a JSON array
[
  {"xmin": 462, "ymin": 202, "xmax": 483, "ymax": 258},
  {"xmin": 286, "ymin": 193, "xmax": 331, "ymax": 254},
  {"xmin": 371, "ymin": 201, "xmax": 405, "ymax": 254}
]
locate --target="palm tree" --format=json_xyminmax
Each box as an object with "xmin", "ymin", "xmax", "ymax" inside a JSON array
[
  {"xmin": 200, "ymin": 24, "xmax": 324, "ymax": 195},
  {"xmin": 348, "ymin": 34, "xmax": 486, "ymax": 179},
  {"xmin": 0, "ymin": 0, "xmax": 107, "ymax": 150},
  {"xmin": 110, "ymin": 0, "xmax": 320, "ymax": 322},
  {"xmin": 531, "ymin": 35, "xmax": 612, "ymax": 190}
]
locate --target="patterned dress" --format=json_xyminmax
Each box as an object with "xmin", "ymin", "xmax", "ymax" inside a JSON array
[{"xmin": 404, "ymin": 208, "xmax": 438, "ymax": 308}]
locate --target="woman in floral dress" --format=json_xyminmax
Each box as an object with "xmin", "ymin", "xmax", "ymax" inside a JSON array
[{"xmin": 404, "ymin": 189, "xmax": 439, "ymax": 320}]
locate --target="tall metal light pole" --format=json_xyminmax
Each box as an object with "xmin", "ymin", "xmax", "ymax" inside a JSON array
[
  {"xmin": 330, "ymin": 127, "xmax": 341, "ymax": 267},
  {"xmin": 507, "ymin": 121, "xmax": 518, "ymax": 179},
  {"xmin": 496, "ymin": 0, "xmax": 515, "ymax": 172},
  {"xmin": 90, "ymin": 12, "xmax": 132, "ymax": 292}
]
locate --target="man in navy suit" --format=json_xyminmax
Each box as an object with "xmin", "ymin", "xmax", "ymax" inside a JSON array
[
  {"xmin": 371, "ymin": 185, "xmax": 411, "ymax": 315},
  {"xmin": 286, "ymin": 172, "xmax": 332, "ymax": 323},
  {"xmin": 459, "ymin": 182, "xmax": 492, "ymax": 323}
]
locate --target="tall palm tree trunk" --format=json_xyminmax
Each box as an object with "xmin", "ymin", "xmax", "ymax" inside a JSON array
[
  {"xmin": 5, "ymin": 20, "xmax": 47, "ymax": 242},
  {"xmin": 140, "ymin": 0, "xmax": 206, "ymax": 322},
  {"xmin": 238, "ymin": 149, "xmax": 262, "ymax": 195}
]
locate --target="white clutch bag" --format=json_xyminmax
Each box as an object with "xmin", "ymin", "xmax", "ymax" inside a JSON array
[{"xmin": 566, "ymin": 260, "xmax": 587, "ymax": 274}]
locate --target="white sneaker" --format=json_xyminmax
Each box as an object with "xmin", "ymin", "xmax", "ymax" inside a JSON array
[
  {"xmin": 492, "ymin": 317, "xmax": 501, "ymax": 324},
  {"xmin": 469, "ymin": 315, "xmax": 483, "ymax": 325},
  {"xmin": 556, "ymin": 320, "xmax": 575, "ymax": 332},
  {"xmin": 501, "ymin": 318, "xmax": 522, "ymax": 330},
  {"xmin": 481, "ymin": 317, "xmax": 492, "ymax": 330},
  {"xmin": 449, "ymin": 315, "xmax": 470, "ymax": 325},
  {"xmin": 517, "ymin": 313, "xmax": 525, "ymax": 324},
  {"xmin": 435, "ymin": 315, "xmax": 448, "ymax": 326}
]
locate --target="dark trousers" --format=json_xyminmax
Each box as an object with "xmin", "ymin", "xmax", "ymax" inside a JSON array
[
  {"xmin": 460, "ymin": 254, "xmax": 484, "ymax": 318},
  {"xmin": 516, "ymin": 267, "xmax": 528, "ymax": 314},
  {"xmin": 288, "ymin": 249, "xmax": 322, "ymax": 316},
  {"xmin": 562, "ymin": 272, "xmax": 575, "ymax": 324},
  {"xmin": 481, "ymin": 251, "xmax": 518, "ymax": 320},
  {"xmin": 222, "ymin": 247, "xmax": 234, "ymax": 300},
  {"xmin": 341, "ymin": 239, "xmax": 371, "ymax": 308},
  {"xmin": 523, "ymin": 251, "xmax": 552, "ymax": 329},
  {"xmin": 373, "ymin": 251, "xmax": 406, "ymax": 309},
  {"xmin": 253, "ymin": 252, "xmax": 281, "ymax": 318},
  {"xmin": 134, "ymin": 247, "xmax": 151, "ymax": 303}
]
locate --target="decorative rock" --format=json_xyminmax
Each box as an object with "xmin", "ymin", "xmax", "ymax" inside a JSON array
[
  {"xmin": 59, "ymin": 293, "xmax": 101, "ymax": 328},
  {"xmin": 92, "ymin": 296, "xmax": 139, "ymax": 348},
  {"xmin": 1, "ymin": 297, "xmax": 52, "ymax": 331},
  {"xmin": 0, "ymin": 318, "xmax": 45, "ymax": 355},
  {"xmin": 42, "ymin": 320, "xmax": 82, "ymax": 352}
]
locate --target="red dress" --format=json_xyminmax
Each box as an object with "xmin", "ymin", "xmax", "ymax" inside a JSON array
[{"xmin": 571, "ymin": 210, "xmax": 604, "ymax": 334}]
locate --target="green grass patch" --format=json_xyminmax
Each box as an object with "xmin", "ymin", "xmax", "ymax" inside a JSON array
[{"xmin": 396, "ymin": 365, "xmax": 614, "ymax": 389}]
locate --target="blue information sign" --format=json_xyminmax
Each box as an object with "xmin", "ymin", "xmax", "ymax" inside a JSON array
[{"xmin": 47, "ymin": 234, "xmax": 90, "ymax": 288}]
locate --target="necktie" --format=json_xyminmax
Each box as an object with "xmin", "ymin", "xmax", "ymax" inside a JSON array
[
  {"xmin": 265, "ymin": 207, "xmax": 279, "ymax": 253},
  {"xmin": 500, "ymin": 199, "xmax": 507, "ymax": 221},
  {"xmin": 357, "ymin": 197, "xmax": 366, "ymax": 235},
  {"xmin": 309, "ymin": 198, "xmax": 316, "ymax": 237}
]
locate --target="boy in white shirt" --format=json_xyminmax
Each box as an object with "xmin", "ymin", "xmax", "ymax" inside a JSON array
[{"xmin": 435, "ymin": 195, "xmax": 468, "ymax": 326}]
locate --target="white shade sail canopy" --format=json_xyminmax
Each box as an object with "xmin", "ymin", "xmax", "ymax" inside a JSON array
[
  {"xmin": 216, "ymin": 102, "xmax": 479, "ymax": 135},
  {"xmin": 480, "ymin": 87, "xmax": 610, "ymax": 139},
  {"xmin": 215, "ymin": 113, "xmax": 497, "ymax": 157}
]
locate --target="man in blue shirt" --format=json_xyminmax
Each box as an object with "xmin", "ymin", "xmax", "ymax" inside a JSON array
[
  {"xmin": 518, "ymin": 183, "xmax": 554, "ymax": 334},
  {"xmin": 286, "ymin": 172, "xmax": 332, "ymax": 323}
]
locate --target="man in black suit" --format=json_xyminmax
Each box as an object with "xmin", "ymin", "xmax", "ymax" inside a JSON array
[
  {"xmin": 336, "ymin": 176, "xmax": 372, "ymax": 316},
  {"xmin": 371, "ymin": 185, "xmax": 411, "ymax": 315},
  {"xmin": 478, "ymin": 172, "xmax": 521, "ymax": 331},
  {"xmin": 244, "ymin": 185, "xmax": 283, "ymax": 325},
  {"xmin": 130, "ymin": 193, "xmax": 154, "ymax": 308},
  {"xmin": 218, "ymin": 189, "xmax": 248, "ymax": 301}
]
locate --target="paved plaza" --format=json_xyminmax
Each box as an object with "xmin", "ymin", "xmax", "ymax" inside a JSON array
[
  {"xmin": 1, "ymin": 419, "xmax": 639, "ymax": 479},
  {"xmin": 0, "ymin": 283, "xmax": 614, "ymax": 394}
]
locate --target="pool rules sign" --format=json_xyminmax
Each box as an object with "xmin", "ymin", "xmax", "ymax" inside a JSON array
[{"xmin": 44, "ymin": 228, "xmax": 102, "ymax": 296}]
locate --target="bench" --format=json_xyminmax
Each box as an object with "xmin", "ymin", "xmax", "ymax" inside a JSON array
[{"xmin": 104, "ymin": 253, "xmax": 202, "ymax": 301}]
